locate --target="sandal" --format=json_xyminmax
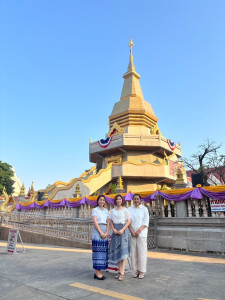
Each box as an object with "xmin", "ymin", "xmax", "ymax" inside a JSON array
[
  {"xmin": 114, "ymin": 272, "xmax": 120, "ymax": 279},
  {"xmin": 138, "ymin": 272, "xmax": 145, "ymax": 279},
  {"xmin": 133, "ymin": 271, "xmax": 140, "ymax": 278},
  {"xmin": 118, "ymin": 274, "xmax": 125, "ymax": 281}
]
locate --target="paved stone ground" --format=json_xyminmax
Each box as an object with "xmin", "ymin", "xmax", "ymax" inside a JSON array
[{"xmin": 0, "ymin": 241, "xmax": 225, "ymax": 300}]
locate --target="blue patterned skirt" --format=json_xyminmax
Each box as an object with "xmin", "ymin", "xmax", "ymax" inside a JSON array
[
  {"xmin": 108, "ymin": 223, "xmax": 131, "ymax": 263},
  {"xmin": 92, "ymin": 224, "xmax": 108, "ymax": 270}
]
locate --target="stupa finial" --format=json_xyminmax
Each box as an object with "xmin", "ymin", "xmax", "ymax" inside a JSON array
[{"xmin": 128, "ymin": 38, "xmax": 134, "ymax": 62}]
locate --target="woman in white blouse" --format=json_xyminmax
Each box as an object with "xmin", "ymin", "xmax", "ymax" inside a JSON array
[
  {"xmin": 92, "ymin": 195, "xmax": 110, "ymax": 280},
  {"xmin": 108, "ymin": 194, "xmax": 131, "ymax": 281},
  {"xmin": 128, "ymin": 194, "xmax": 149, "ymax": 279}
]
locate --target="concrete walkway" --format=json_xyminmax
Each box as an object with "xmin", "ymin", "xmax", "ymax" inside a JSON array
[{"xmin": 0, "ymin": 241, "xmax": 225, "ymax": 300}]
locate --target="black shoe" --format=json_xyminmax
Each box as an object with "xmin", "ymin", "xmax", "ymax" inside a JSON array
[{"xmin": 94, "ymin": 274, "xmax": 105, "ymax": 280}]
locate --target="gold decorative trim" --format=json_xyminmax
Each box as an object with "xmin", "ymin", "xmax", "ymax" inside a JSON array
[
  {"xmin": 0, "ymin": 187, "xmax": 17, "ymax": 212},
  {"xmin": 81, "ymin": 163, "xmax": 112, "ymax": 183},
  {"xmin": 49, "ymin": 164, "xmax": 113, "ymax": 200},
  {"xmin": 105, "ymin": 154, "xmax": 122, "ymax": 165},
  {"xmin": 163, "ymin": 151, "xmax": 176, "ymax": 165},
  {"xmin": 107, "ymin": 122, "xmax": 125, "ymax": 137},
  {"xmin": 39, "ymin": 166, "xmax": 96, "ymax": 193},
  {"xmin": 79, "ymin": 166, "xmax": 96, "ymax": 178},
  {"xmin": 151, "ymin": 123, "xmax": 162, "ymax": 135},
  {"xmin": 109, "ymin": 110, "xmax": 158, "ymax": 123}
]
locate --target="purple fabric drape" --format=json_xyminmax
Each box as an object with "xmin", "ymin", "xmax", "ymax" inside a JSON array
[
  {"xmin": 124, "ymin": 193, "xmax": 134, "ymax": 201},
  {"xmin": 148, "ymin": 188, "xmax": 202, "ymax": 201},
  {"xmin": 104, "ymin": 196, "xmax": 114, "ymax": 205},
  {"xmin": 199, "ymin": 188, "xmax": 225, "ymax": 200},
  {"xmin": 15, "ymin": 187, "xmax": 225, "ymax": 211}
]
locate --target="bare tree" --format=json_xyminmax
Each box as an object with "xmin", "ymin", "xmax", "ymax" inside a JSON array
[
  {"xmin": 206, "ymin": 155, "xmax": 225, "ymax": 185},
  {"xmin": 183, "ymin": 139, "xmax": 224, "ymax": 185}
]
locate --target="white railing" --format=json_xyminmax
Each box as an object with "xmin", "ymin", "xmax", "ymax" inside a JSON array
[
  {"xmin": 0, "ymin": 211, "xmax": 93, "ymax": 244},
  {"xmin": 0, "ymin": 211, "xmax": 157, "ymax": 249},
  {"xmin": 152, "ymin": 196, "xmax": 225, "ymax": 218}
]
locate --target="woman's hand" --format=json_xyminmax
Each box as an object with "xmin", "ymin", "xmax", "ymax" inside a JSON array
[
  {"xmin": 100, "ymin": 232, "xmax": 105, "ymax": 239},
  {"xmin": 113, "ymin": 228, "xmax": 118, "ymax": 234},
  {"xmin": 103, "ymin": 233, "xmax": 108, "ymax": 239},
  {"xmin": 118, "ymin": 229, "xmax": 124, "ymax": 235},
  {"xmin": 131, "ymin": 229, "xmax": 136, "ymax": 237},
  {"xmin": 135, "ymin": 229, "xmax": 141, "ymax": 237}
]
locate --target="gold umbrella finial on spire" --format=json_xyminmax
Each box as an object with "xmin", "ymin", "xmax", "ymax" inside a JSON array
[
  {"xmin": 128, "ymin": 38, "xmax": 134, "ymax": 49},
  {"xmin": 128, "ymin": 38, "xmax": 134, "ymax": 61}
]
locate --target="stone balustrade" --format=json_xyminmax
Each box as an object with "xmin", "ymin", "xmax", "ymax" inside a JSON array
[
  {"xmin": 1, "ymin": 208, "xmax": 225, "ymax": 252},
  {"xmin": 0, "ymin": 211, "xmax": 93, "ymax": 244}
]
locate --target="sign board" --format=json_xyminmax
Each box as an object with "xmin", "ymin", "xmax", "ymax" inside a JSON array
[
  {"xmin": 210, "ymin": 199, "xmax": 225, "ymax": 212},
  {"xmin": 7, "ymin": 229, "xmax": 19, "ymax": 253}
]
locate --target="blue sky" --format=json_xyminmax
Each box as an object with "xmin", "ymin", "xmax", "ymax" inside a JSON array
[{"xmin": 1, "ymin": 0, "xmax": 225, "ymax": 191}]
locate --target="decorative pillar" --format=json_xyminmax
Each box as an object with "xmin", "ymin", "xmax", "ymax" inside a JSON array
[
  {"xmin": 202, "ymin": 198, "xmax": 208, "ymax": 217},
  {"xmin": 187, "ymin": 199, "xmax": 192, "ymax": 217},
  {"xmin": 174, "ymin": 168, "xmax": 188, "ymax": 217},
  {"xmin": 115, "ymin": 176, "xmax": 125, "ymax": 194},
  {"xmin": 161, "ymin": 200, "xmax": 165, "ymax": 217},
  {"xmin": 195, "ymin": 200, "xmax": 200, "ymax": 217},
  {"xmin": 167, "ymin": 202, "xmax": 172, "ymax": 218},
  {"xmin": 173, "ymin": 201, "xmax": 177, "ymax": 217},
  {"xmin": 149, "ymin": 202, "xmax": 153, "ymax": 217},
  {"xmin": 73, "ymin": 184, "xmax": 81, "ymax": 198},
  {"xmin": 211, "ymin": 211, "xmax": 216, "ymax": 217}
]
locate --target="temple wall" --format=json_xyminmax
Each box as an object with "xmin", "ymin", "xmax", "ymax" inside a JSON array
[
  {"xmin": 125, "ymin": 126, "xmax": 152, "ymax": 135},
  {"xmin": 126, "ymin": 180, "xmax": 156, "ymax": 193},
  {"xmin": 51, "ymin": 180, "xmax": 89, "ymax": 200},
  {"xmin": 156, "ymin": 218, "xmax": 225, "ymax": 253},
  {"xmin": 126, "ymin": 150, "xmax": 164, "ymax": 163},
  {"xmin": 112, "ymin": 163, "xmax": 166, "ymax": 178}
]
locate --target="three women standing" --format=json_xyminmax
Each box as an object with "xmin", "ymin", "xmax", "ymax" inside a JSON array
[
  {"xmin": 92, "ymin": 193, "xmax": 149, "ymax": 280},
  {"xmin": 92, "ymin": 195, "xmax": 110, "ymax": 280}
]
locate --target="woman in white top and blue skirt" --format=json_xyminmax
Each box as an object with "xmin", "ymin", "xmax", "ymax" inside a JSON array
[
  {"xmin": 128, "ymin": 194, "xmax": 149, "ymax": 279},
  {"xmin": 92, "ymin": 195, "xmax": 110, "ymax": 280},
  {"xmin": 108, "ymin": 194, "xmax": 131, "ymax": 281}
]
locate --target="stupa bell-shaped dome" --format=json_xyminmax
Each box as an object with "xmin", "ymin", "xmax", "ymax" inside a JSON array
[{"xmin": 109, "ymin": 39, "xmax": 158, "ymax": 132}]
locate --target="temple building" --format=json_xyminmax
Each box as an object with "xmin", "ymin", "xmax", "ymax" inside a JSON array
[{"xmin": 39, "ymin": 40, "xmax": 187, "ymax": 200}]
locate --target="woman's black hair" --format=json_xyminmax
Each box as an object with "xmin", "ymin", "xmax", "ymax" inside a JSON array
[
  {"xmin": 96, "ymin": 195, "xmax": 106, "ymax": 206},
  {"xmin": 132, "ymin": 193, "xmax": 142, "ymax": 200}
]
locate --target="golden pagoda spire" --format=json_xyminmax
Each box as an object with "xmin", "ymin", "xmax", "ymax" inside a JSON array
[
  {"xmin": 117, "ymin": 176, "xmax": 124, "ymax": 189},
  {"xmin": 30, "ymin": 181, "xmax": 34, "ymax": 196},
  {"xmin": 120, "ymin": 38, "xmax": 144, "ymax": 101},
  {"xmin": 128, "ymin": 38, "xmax": 134, "ymax": 62},
  {"xmin": 20, "ymin": 184, "xmax": 25, "ymax": 196},
  {"xmin": 108, "ymin": 39, "xmax": 158, "ymax": 131},
  {"xmin": 126, "ymin": 38, "xmax": 136, "ymax": 73}
]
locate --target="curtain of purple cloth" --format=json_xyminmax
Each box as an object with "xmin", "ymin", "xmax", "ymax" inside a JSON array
[
  {"xmin": 15, "ymin": 187, "xmax": 225, "ymax": 211},
  {"xmin": 199, "ymin": 188, "xmax": 225, "ymax": 200}
]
